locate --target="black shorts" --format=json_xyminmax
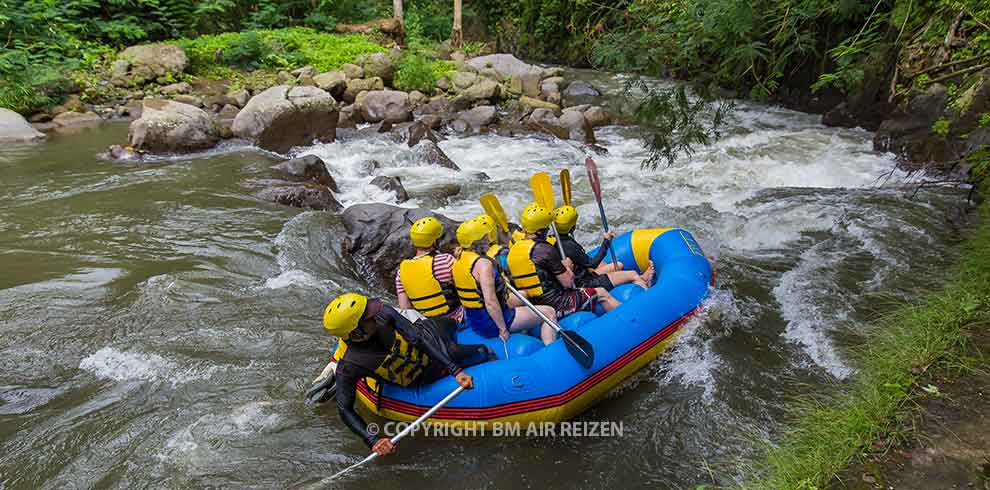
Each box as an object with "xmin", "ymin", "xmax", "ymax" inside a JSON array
[{"xmin": 575, "ymin": 272, "xmax": 614, "ymax": 291}]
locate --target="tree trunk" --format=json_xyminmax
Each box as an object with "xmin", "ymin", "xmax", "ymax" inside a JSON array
[
  {"xmin": 452, "ymin": 0, "xmax": 463, "ymax": 48},
  {"xmin": 393, "ymin": 0, "xmax": 405, "ymax": 45}
]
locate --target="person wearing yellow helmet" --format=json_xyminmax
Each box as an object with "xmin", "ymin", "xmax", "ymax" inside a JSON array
[
  {"xmin": 553, "ymin": 205, "xmax": 655, "ymax": 291},
  {"xmin": 507, "ymin": 202, "xmax": 621, "ymax": 318},
  {"xmin": 396, "ymin": 215, "xmax": 463, "ymax": 322},
  {"xmin": 322, "ymin": 293, "xmax": 487, "ymax": 456},
  {"xmin": 452, "ymin": 215, "xmax": 558, "ymax": 345}
]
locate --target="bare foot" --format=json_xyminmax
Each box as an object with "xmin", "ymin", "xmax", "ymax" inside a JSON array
[{"xmin": 640, "ymin": 261, "xmax": 656, "ymax": 288}]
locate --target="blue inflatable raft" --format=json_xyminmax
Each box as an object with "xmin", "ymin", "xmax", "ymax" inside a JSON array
[{"xmin": 339, "ymin": 228, "xmax": 712, "ymax": 426}]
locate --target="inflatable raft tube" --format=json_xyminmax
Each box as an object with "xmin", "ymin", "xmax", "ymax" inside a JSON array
[{"xmin": 342, "ymin": 228, "xmax": 713, "ymax": 426}]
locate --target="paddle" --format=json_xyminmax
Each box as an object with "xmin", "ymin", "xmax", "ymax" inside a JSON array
[
  {"xmin": 584, "ymin": 157, "xmax": 618, "ymax": 268},
  {"xmin": 304, "ymin": 361, "xmax": 338, "ymax": 404},
  {"xmin": 312, "ymin": 385, "xmax": 466, "ymax": 486},
  {"xmin": 480, "ymin": 193, "xmax": 510, "ymax": 234},
  {"xmin": 505, "ymin": 283, "xmax": 594, "ymax": 369},
  {"xmin": 529, "ymin": 172, "xmax": 568, "ymax": 258},
  {"xmin": 560, "ymin": 169, "xmax": 572, "ymax": 207}
]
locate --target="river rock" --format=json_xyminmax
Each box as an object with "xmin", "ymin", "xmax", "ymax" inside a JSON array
[
  {"xmin": 128, "ymin": 99, "xmax": 219, "ymax": 153},
  {"xmin": 454, "ymin": 106, "xmax": 497, "ymax": 132},
  {"xmin": 414, "ymin": 140, "xmax": 460, "ymax": 170},
  {"xmin": 520, "ymin": 95, "xmax": 559, "ymax": 112},
  {"xmin": 463, "ymin": 79, "xmax": 501, "ymax": 102},
  {"xmin": 53, "ymin": 111, "xmax": 102, "ymax": 128},
  {"xmin": 173, "ymin": 94, "xmax": 203, "ymax": 107},
  {"xmin": 0, "ymin": 108, "xmax": 46, "ymax": 143},
  {"xmin": 314, "ymin": 71, "xmax": 347, "ymax": 95},
  {"xmin": 232, "ymin": 85, "xmax": 338, "ymax": 153},
  {"xmin": 583, "ymin": 106, "xmax": 612, "ymax": 127},
  {"xmin": 414, "ymin": 97, "xmax": 452, "ymax": 117},
  {"xmin": 436, "ymin": 76, "xmax": 451, "ymax": 91},
  {"xmin": 356, "ymin": 90, "xmax": 411, "ymax": 124},
  {"xmin": 370, "ymin": 175, "xmax": 410, "ymax": 203},
  {"xmin": 562, "ymin": 80, "xmax": 601, "ymax": 107},
  {"xmin": 113, "ymin": 44, "xmax": 189, "ymax": 86},
  {"xmin": 452, "ymin": 72, "xmax": 478, "ymax": 90},
  {"xmin": 216, "ymin": 104, "xmax": 240, "ymax": 120},
  {"xmin": 277, "ymin": 71, "xmax": 293, "ymax": 84},
  {"xmin": 420, "ymin": 114, "xmax": 442, "ymax": 130},
  {"xmin": 408, "ymin": 90, "xmax": 427, "ymax": 107},
  {"xmin": 101, "ymin": 144, "xmax": 144, "ymax": 162},
  {"xmin": 230, "ymin": 89, "xmax": 251, "ymax": 108},
  {"xmin": 271, "ymin": 155, "xmax": 338, "ymax": 191},
  {"xmin": 52, "ymin": 95, "xmax": 86, "ymax": 115},
  {"xmin": 341, "ymin": 204, "xmax": 459, "ymax": 289},
  {"xmin": 342, "ymin": 63, "xmax": 364, "ymax": 80},
  {"xmin": 467, "ymin": 53, "xmax": 541, "ymax": 81},
  {"xmin": 257, "ymin": 183, "xmax": 341, "ymax": 211},
  {"xmin": 343, "ymin": 77, "xmax": 384, "ymax": 103},
  {"xmin": 291, "ymin": 65, "xmax": 317, "ymax": 79},
  {"xmin": 560, "ymin": 110, "xmax": 595, "ymax": 143},
  {"xmin": 161, "ymin": 82, "xmax": 191, "ymax": 95},
  {"xmin": 873, "ymin": 84, "xmax": 953, "ymax": 162},
  {"xmin": 406, "ymin": 120, "xmax": 439, "ymax": 147},
  {"xmin": 357, "ymin": 53, "xmax": 394, "ymax": 85}
]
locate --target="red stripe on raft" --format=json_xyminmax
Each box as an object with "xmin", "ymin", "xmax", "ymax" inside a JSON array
[{"xmin": 357, "ymin": 303, "xmax": 704, "ymax": 420}]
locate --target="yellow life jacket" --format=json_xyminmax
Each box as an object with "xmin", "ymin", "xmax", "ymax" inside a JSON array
[
  {"xmin": 507, "ymin": 239, "xmax": 545, "ymax": 298},
  {"xmin": 333, "ymin": 332, "xmax": 431, "ymax": 387},
  {"xmin": 398, "ymin": 254, "xmax": 458, "ymax": 317},
  {"xmin": 452, "ymin": 250, "xmax": 506, "ymax": 309}
]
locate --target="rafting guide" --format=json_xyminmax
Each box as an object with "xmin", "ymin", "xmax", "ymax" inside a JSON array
[
  {"xmin": 370, "ymin": 420, "xmax": 626, "ymax": 438},
  {"xmin": 307, "ymin": 160, "xmax": 713, "ymax": 482}
]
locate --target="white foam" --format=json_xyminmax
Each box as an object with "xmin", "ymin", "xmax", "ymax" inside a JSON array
[
  {"xmin": 264, "ymin": 269, "xmax": 328, "ymax": 291},
  {"xmin": 79, "ymin": 347, "xmax": 216, "ymax": 386},
  {"xmin": 773, "ymin": 243, "xmax": 855, "ymax": 379}
]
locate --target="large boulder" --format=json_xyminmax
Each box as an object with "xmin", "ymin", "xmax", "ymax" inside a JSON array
[
  {"xmin": 520, "ymin": 95, "xmax": 560, "ymax": 112},
  {"xmin": 562, "ymin": 80, "xmax": 602, "ymax": 107},
  {"xmin": 113, "ymin": 44, "xmax": 189, "ymax": 86},
  {"xmin": 257, "ymin": 183, "xmax": 341, "ymax": 211},
  {"xmin": 232, "ymin": 85, "xmax": 338, "ymax": 153},
  {"xmin": 128, "ymin": 99, "xmax": 219, "ymax": 153},
  {"xmin": 873, "ymin": 84, "xmax": 955, "ymax": 162},
  {"xmin": 342, "ymin": 63, "xmax": 364, "ymax": 80},
  {"xmin": 583, "ymin": 106, "xmax": 613, "ymax": 128},
  {"xmin": 369, "ymin": 175, "xmax": 410, "ymax": 203},
  {"xmin": 271, "ymin": 155, "xmax": 338, "ymax": 191},
  {"xmin": 559, "ymin": 110, "xmax": 595, "ymax": 143},
  {"xmin": 344, "ymin": 77, "xmax": 384, "ymax": 103},
  {"xmin": 414, "ymin": 140, "xmax": 460, "ymax": 170},
  {"xmin": 463, "ymin": 79, "xmax": 501, "ymax": 102},
  {"xmin": 314, "ymin": 71, "xmax": 347, "ymax": 96},
  {"xmin": 466, "ymin": 54, "xmax": 541, "ymax": 81},
  {"xmin": 341, "ymin": 204, "xmax": 459, "ymax": 290},
  {"xmin": 453, "ymin": 106, "xmax": 497, "ymax": 133},
  {"xmin": 357, "ymin": 53, "xmax": 395, "ymax": 85},
  {"xmin": 356, "ymin": 90, "xmax": 411, "ymax": 124},
  {"xmin": 0, "ymin": 108, "xmax": 46, "ymax": 143},
  {"xmin": 452, "ymin": 72, "xmax": 479, "ymax": 90}
]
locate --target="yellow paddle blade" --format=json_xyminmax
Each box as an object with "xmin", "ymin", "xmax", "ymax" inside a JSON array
[
  {"xmin": 560, "ymin": 169, "xmax": 572, "ymax": 206},
  {"xmin": 479, "ymin": 193, "xmax": 509, "ymax": 232},
  {"xmin": 530, "ymin": 172, "xmax": 555, "ymax": 210}
]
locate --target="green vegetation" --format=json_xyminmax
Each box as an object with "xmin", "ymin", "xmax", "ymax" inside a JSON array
[
  {"xmin": 393, "ymin": 55, "xmax": 455, "ymax": 93},
  {"xmin": 177, "ymin": 28, "xmax": 385, "ymax": 75},
  {"xmin": 932, "ymin": 118, "xmax": 951, "ymax": 136},
  {"xmin": 741, "ymin": 202, "xmax": 990, "ymax": 490}
]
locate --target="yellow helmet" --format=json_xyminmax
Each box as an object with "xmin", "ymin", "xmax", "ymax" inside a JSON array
[
  {"xmin": 520, "ymin": 202, "xmax": 552, "ymax": 233},
  {"xmin": 323, "ymin": 293, "xmax": 368, "ymax": 338},
  {"xmin": 473, "ymin": 214, "xmax": 499, "ymax": 242},
  {"xmin": 554, "ymin": 205, "xmax": 578, "ymax": 233},
  {"xmin": 409, "ymin": 216, "xmax": 444, "ymax": 248},
  {"xmin": 456, "ymin": 215, "xmax": 495, "ymax": 248}
]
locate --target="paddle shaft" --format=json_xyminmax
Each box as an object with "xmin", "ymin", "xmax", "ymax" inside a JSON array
[
  {"xmin": 318, "ymin": 385, "xmax": 466, "ymax": 484},
  {"xmin": 586, "ymin": 157, "xmax": 620, "ymax": 268}
]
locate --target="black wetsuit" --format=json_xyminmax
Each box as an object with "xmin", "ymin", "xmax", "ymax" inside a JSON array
[
  {"xmin": 559, "ymin": 233, "xmax": 614, "ymax": 290},
  {"xmin": 335, "ymin": 302, "xmax": 487, "ymax": 447}
]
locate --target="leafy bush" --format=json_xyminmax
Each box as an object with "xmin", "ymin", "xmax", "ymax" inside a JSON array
[
  {"xmin": 177, "ymin": 28, "xmax": 384, "ymax": 74},
  {"xmin": 394, "ymin": 55, "xmax": 438, "ymax": 92},
  {"xmin": 932, "ymin": 118, "xmax": 951, "ymax": 136}
]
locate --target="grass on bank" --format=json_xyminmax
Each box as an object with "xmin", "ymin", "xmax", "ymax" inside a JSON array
[{"xmin": 741, "ymin": 202, "xmax": 990, "ymax": 490}]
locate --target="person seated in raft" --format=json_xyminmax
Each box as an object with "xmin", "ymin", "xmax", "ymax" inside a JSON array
[
  {"xmin": 323, "ymin": 293, "xmax": 486, "ymax": 456},
  {"xmin": 453, "ymin": 215, "xmax": 558, "ymax": 345},
  {"xmin": 395, "ymin": 216, "xmax": 464, "ymax": 323},
  {"xmin": 507, "ymin": 202, "xmax": 621, "ymax": 317},
  {"xmin": 553, "ymin": 205, "xmax": 656, "ymax": 291}
]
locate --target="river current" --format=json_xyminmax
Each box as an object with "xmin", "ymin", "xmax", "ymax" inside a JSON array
[{"xmin": 0, "ymin": 71, "xmax": 964, "ymax": 489}]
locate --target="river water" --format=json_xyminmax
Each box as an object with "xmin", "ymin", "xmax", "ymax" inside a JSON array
[{"xmin": 0, "ymin": 71, "xmax": 965, "ymax": 489}]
